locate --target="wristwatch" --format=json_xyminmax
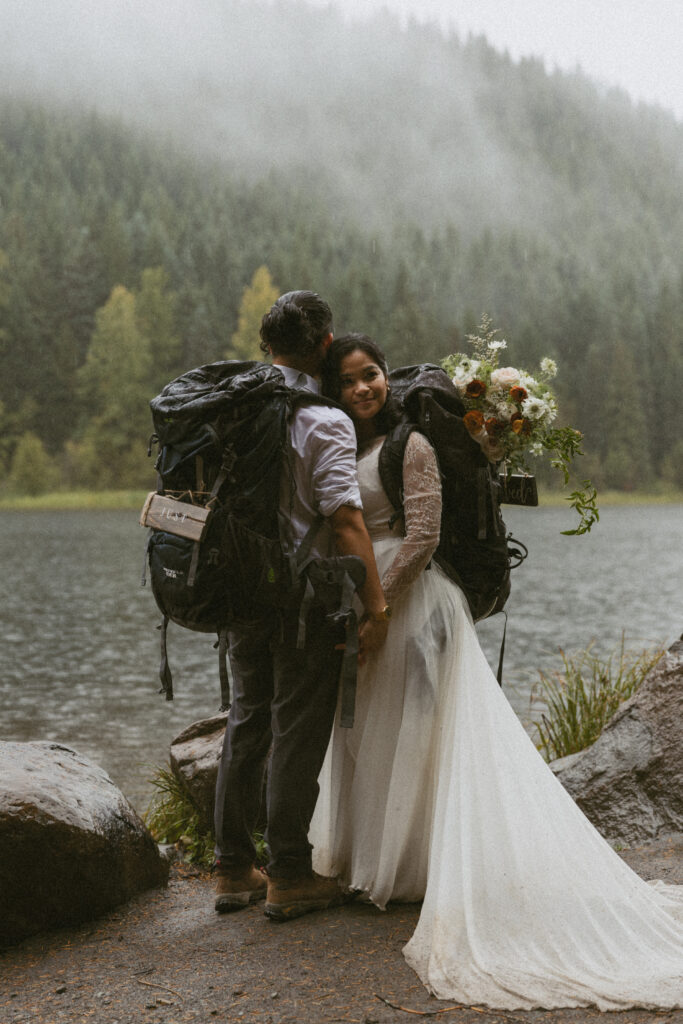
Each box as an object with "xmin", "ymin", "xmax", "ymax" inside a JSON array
[{"xmin": 368, "ymin": 605, "xmax": 392, "ymax": 622}]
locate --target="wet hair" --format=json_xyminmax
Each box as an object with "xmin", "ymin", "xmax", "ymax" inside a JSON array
[
  {"xmin": 322, "ymin": 333, "xmax": 402, "ymax": 435},
  {"xmin": 259, "ymin": 290, "xmax": 333, "ymax": 358}
]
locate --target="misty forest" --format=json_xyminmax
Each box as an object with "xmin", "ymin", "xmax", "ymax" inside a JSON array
[{"xmin": 1, "ymin": 0, "xmax": 682, "ymax": 496}]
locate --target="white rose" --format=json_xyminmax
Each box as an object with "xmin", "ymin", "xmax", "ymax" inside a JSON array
[{"xmin": 490, "ymin": 366, "xmax": 520, "ymax": 388}]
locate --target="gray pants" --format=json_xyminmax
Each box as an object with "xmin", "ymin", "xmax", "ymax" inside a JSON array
[{"xmin": 214, "ymin": 607, "xmax": 343, "ymax": 878}]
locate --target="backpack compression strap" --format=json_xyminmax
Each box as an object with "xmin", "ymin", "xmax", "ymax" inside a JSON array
[
  {"xmin": 217, "ymin": 627, "xmax": 230, "ymax": 712},
  {"xmin": 157, "ymin": 615, "xmax": 173, "ymax": 701}
]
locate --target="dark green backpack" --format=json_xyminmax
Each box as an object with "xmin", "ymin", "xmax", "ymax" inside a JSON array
[{"xmin": 378, "ymin": 363, "xmax": 527, "ymax": 623}]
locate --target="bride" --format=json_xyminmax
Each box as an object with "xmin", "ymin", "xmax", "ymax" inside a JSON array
[{"xmin": 308, "ymin": 332, "xmax": 683, "ymax": 1011}]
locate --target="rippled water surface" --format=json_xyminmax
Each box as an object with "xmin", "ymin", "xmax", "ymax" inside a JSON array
[{"xmin": 1, "ymin": 506, "xmax": 681, "ymax": 811}]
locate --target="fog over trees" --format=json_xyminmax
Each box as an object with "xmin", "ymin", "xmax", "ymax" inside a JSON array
[{"xmin": 1, "ymin": 0, "xmax": 681, "ymax": 492}]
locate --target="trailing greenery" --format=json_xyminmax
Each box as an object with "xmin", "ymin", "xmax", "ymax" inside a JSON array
[
  {"xmin": 534, "ymin": 639, "xmax": 665, "ymax": 761},
  {"xmin": 561, "ymin": 481, "xmax": 600, "ymax": 536}
]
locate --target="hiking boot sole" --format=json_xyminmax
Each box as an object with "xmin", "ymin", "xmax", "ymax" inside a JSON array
[
  {"xmin": 264, "ymin": 890, "xmax": 356, "ymax": 922},
  {"xmin": 215, "ymin": 888, "xmax": 266, "ymax": 913}
]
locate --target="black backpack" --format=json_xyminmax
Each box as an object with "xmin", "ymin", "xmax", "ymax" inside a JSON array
[
  {"xmin": 378, "ymin": 364, "xmax": 527, "ymax": 625},
  {"xmin": 141, "ymin": 360, "xmax": 365, "ymax": 717}
]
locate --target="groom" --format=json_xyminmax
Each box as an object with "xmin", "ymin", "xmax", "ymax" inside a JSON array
[{"xmin": 213, "ymin": 290, "xmax": 390, "ymax": 920}]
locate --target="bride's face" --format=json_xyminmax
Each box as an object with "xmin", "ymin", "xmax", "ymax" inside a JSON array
[{"xmin": 338, "ymin": 348, "xmax": 389, "ymax": 424}]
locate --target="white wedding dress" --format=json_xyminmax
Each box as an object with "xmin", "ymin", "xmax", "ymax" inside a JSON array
[{"xmin": 309, "ymin": 432, "xmax": 683, "ymax": 1011}]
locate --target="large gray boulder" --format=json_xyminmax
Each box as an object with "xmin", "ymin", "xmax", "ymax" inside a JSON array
[
  {"xmin": 0, "ymin": 742, "xmax": 169, "ymax": 947},
  {"xmin": 553, "ymin": 636, "xmax": 683, "ymax": 845},
  {"xmin": 170, "ymin": 712, "xmax": 228, "ymax": 832}
]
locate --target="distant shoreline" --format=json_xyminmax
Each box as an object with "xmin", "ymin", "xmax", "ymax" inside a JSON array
[{"xmin": 0, "ymin": 488, "xmax": 681, "ymax": 512}]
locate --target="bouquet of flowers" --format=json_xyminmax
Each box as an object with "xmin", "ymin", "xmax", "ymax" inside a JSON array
[{"xmin": 441, "ymin": 316, "xmax": 598, "ymax": 535}]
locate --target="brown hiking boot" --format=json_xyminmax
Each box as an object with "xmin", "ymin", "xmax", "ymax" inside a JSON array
[
  {"xmin": 214, "ymin": 864, "xmax": 267, "ymax": 913},
  {"xmin": 264, "ymin": 871, "xmax": 356, "ymax": 921}
]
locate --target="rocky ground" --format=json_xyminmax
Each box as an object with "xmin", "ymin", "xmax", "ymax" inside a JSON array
[{"xmin": 1, "ymin": 835, "xmax": 681, "ymax": 1024}]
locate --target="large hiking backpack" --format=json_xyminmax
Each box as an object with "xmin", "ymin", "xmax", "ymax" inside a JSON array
[
  {"xmin": 378, "ymin": 363, "xmax": 527, "ymax": 624},
  {"xmin": 141, "ymin": 360, "xmax": 365, "ymax": 716}
]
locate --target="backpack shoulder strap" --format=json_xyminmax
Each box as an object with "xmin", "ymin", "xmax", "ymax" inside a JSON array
[{"xmin": 378, "ymin": 419, "xmax": 416, "ymax": 514}]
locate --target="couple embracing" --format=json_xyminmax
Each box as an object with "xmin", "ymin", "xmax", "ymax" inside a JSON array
[{"xmin": 213, "ymin": 291, "xmax": 683, "ymax": 1011}]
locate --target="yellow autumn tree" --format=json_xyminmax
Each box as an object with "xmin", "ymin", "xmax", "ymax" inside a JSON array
[
  {"xmin": 229, "ymin": 266, "xmax": 278, "ymax": 361},
  {"xmin": 74, "ymin": 285, "xmax": 154, "ymax": 487}
]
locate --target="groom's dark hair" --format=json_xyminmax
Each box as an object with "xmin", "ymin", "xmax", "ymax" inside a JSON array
[{"xmin": 259, "ymin": 291, "xmax": 333, "ymax": 358}]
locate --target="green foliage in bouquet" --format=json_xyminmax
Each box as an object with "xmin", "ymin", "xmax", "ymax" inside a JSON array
[{"xmin": 442, "ymin": 315, "xmax": 599, "ymax": 534}]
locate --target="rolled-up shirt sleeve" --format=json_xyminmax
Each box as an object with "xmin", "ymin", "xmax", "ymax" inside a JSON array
[{"xmin": 310, "ymin": 413, "xmax": 362, "ymax": 517}]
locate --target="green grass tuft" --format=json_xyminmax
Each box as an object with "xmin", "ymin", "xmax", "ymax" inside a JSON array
[
  {"xmin": 144, "ymin": 763, "xmax": 215, "ymax": 867},
  {"xmin": 533, "ymin": 637, "xmax": 664, "ymax": 762},
  {"xmin": 144, "ymin": 762, "xmax": 268, "ymax": 869}
]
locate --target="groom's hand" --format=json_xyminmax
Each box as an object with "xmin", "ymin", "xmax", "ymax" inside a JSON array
[{"xmin": 358, "ymin": 616, "xmax": 389, "ymax": 665}]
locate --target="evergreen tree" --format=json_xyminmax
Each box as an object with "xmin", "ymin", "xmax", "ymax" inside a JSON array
[
  {"xmin": 0, "ymin": 83, "xmax": 681, "ymax": 492},
  {"xmin": 76, "ymin": 285, "xmax": 153, "ymax": 487},
  {"xmin": 135, "ymin": 266, "xmax": 181, "ymax": 388},
  {"xmin": 601, "ymin": 339, "xmax": 650, "ymax": 490}
]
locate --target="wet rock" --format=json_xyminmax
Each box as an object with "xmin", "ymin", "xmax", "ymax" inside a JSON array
[
  {"xmin": 553, "ymin": 636, "xmax": 683, "ymax": 845},
  {"xmin": 169, "ymin": 712, "xmax": 268, "ymax": 836},
  {"xmin": 169, "ymin": 713, "xmax": 228, "ymax": 831},
  {"xmin": 0, "ymin": 741, "xmax": 169, "ymax": 947}
]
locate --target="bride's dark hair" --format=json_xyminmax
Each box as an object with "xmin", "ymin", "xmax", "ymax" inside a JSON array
[{"xmin": 322, "ymin": 333, "xmax": 402, "ymax": 434}]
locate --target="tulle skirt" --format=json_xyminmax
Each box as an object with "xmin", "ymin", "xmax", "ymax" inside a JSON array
[{"xmin": 309, "ymin": 537, "xmax": 683, "ymax": 1010}]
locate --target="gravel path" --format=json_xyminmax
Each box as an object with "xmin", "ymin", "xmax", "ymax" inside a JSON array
[{"xmin": 1, "ymin": 835, "xmax": 681, "ymax": 1024}]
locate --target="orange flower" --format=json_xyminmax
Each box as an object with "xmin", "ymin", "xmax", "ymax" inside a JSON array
[
  {"xmin": 511, "ymin": 414, "xmax": 532, "ymax": 436},
  {"xmin": 464, "ymin": 410, "xmax": 485, "ymax": 433},
  {"xmin": 510, "ymin": 413, "xmax": 524, "ymax": 434},
  {"xmin": 510, "ymin": 385, "xmax": 528, "ymax": 403},
  {"xmin": 465, "ymin": 379, "xmax": 487, "ymax": 398},
  {"xmin": 485, "ymin": 416, "xmax": 504, "ymax": 438}
]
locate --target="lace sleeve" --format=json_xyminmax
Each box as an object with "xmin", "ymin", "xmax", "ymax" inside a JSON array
[{"xmin": 381, "ymin": 431, "xmax": 442, "ymax": 607}]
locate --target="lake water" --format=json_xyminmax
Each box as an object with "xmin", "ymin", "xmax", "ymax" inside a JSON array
[{"xmin": 1, "ymin": 505, "xmax": 681, "ymax": 813}]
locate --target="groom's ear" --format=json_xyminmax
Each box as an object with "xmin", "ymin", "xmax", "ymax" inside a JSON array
[{"xmin": 321, "ymin": 332, "xmax": 334, "ymax": 351}]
